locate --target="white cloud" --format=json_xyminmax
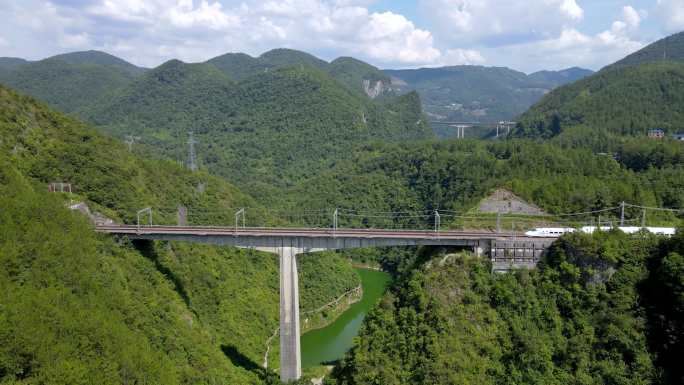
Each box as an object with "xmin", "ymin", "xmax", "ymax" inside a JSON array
[
  {"xmin": 420, "ymin": 0, "xmax": 585, "ymax": 43},
  {"xmin": 0, "ymin": 0, "xmax": 460, "ymax": 67},
  {"xmin": 356, "ymin": 11, "xmax": 441, "ymax": 64},
  {"xmin": 493, "ymin": 8, "xmax": 645, "ymax": 72},
  {"xmin": 559, "ymin": 0, "xmax": 584, "ymax": 21},
  {"xmin": 168, "ymin": 1, "xmax": 239, "ymax": 29},
  {"xmin": 0, "ymin": 0, "xmax": 665, "ymax": 72},
  {"xmin": 656, "ymin": 0, "xmax": 684, "ymax": 32},
  {"xmin": 621, "ymin": 6, "xmax": 642, "ymax": 29},
  {"xmin": 439, "ymin": 48, "xmax": 485, "ymax": 65}
]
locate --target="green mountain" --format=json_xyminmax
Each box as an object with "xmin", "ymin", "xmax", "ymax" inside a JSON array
[
  {"xmin": 516, "ymin": 61, "xmax": 684, "ymax": 138},
  {"xmin": 258, "ymin": 48, "xmax": 329, "ymax": 70},
  {"xmin": 0, "ymin": 58, "xmax": 136, "ymax": 114},
  {"xmin": 517, "ymin": 31, "xmax": 684, "ymax": 139},
  {"xmin": 528, "ymin": 67, "xmax": 594, "ymax": 85},
  {"xmin": 49, "ymin": 50, "xmax": 146, "ymax": 75},
  {"xmin": 83, "ymin": 59, "xmax": 235, "ymax": 146},
  {"xmin": 609, "ymin": 31, "xmax": 684, "ymax": 68},
  {"xmin": 0, "ymin": 84, "xmax": 359, "ymax": 384},
  {"xmin": 207, "ymin": 50, "xmax": 393, "ymax": 98},
  {"xmin": 207, "ymin": 48, "xmax": 328, "ymax": 81},
  {"xmin": 206, "ymin": 52, "xmax": 270, "ymax": 81},
  {"xmin": 0, "ymin": 57, "xmax": 28, "ymax": 72},
  {"xmin": 328, "ymin": 57, "xmax": 393, "ymax": 98},
  {"xmin": 0, "ymin": 49, "xmax": 595, "ymax": 144},
  {"xmin": 81, "ymin": 60, "xmax": 431, "ymax": 198},
  {"xmin": 384, "ymin": 65, "xmax": 592, "ymax": 125},
  {"xmin": 0, "ymin": 50, "xmax": 430, "ymax": 199},
  {"xmin": 0, "ymin": 51, "xmax": 145, "ymax": 114}
]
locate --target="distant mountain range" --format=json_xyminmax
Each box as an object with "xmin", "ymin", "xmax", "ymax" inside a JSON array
[
  {"xmin": 4, "ymin": 30, "xmax": 680, "ymax": 163},
  {"xmin": 0, "ymin": 48, "xmax": 592, "ymax": 134},
  {"xmin": 0, "ymin": 49, "xmax": 432, "ymax": 196},
  {"xmin": 517, "ymin": 31, "xmax": 684, "ymax": 138},
  {"xmin": 384, "ymin": 66, "xmax": 592, "ymax": 125}
]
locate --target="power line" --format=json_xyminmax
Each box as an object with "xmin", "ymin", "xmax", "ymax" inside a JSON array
[
  {"xmin": 624, "ymin": 203, "xmax": 684, "ymax": 213},
  {"xmin": 187, "ymin": 131, "xmax": 198, "ymax": 172}
]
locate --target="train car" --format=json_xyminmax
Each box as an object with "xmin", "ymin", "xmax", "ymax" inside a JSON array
[
  {"xmin": 524, "ymin": 228, "xmax": 576, "ymax": 237},
  {"xmin": 643, "ymin": 227, "xmax": 676, "ymax": 236},
  {"xmin": 580, "ymin": 226, "xmax": 613, "ymax": 233},
  {"xmin": 526, "ymin": 226, "xmax": 676, "ymax": 237}
]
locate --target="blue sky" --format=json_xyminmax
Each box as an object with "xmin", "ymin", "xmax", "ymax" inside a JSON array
[{"xmin": 0, "ymin": 0, "xmax": 682, "ymax": 72}]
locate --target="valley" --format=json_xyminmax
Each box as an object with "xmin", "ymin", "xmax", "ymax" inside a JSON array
[{"xmin": 0, "ymin": 20, "xmax": 683, "ymax": 385}]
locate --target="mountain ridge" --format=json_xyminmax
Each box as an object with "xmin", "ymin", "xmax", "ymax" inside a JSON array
[
  {"xmin": 384, "ymin": 65, "xmax": 593, "ymax": 125},
  {"xmin": 607, "ymin": 31, "xmax": 684, "ymax": 69},
  {"xmin": 516, "ymin": 31, "xmax": 684, "ymax": 138}
]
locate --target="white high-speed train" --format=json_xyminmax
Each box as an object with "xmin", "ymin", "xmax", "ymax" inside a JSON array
[{"xmin": 525, "ymin": 226, "xmax": 676, "ymax": 237}]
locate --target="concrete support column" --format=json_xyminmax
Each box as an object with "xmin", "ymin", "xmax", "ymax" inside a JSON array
[{"xmin": 278, "ymin": 244, "xmax": 302, "ymax": 382}]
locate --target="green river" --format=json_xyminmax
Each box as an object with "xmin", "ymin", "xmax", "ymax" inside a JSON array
[{"xmin": 301, "ymin": 268, "xmax": 391, "ymax": 367}]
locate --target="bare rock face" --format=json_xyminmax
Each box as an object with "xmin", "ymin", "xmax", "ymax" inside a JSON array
[
  {"xmin": 68, "ymin": 202, "xmax": 115, "ymax": 225},
  {"xmin": 362, "ymin": 79, "xmax": 388, "ymax": 99},
  {"xmin": 477, "ymin": 188, "xmax": 547, "ymax": 216}
]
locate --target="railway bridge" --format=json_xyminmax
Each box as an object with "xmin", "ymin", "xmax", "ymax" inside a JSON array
[{"xmin": 96, "ymin": 224, "xmax": 556, "ymax": 382}]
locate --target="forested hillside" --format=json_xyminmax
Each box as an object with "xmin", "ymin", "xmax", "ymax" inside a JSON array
[
  {"xmin": 81, "ymin": 62, "xmax": 431, "ymax": 197},
  {"xmin": 516, "ymin": 61, "xmax": 684, "ymax": 138},
  {"xmin": 528, "ymin": 67, "xmax": 594, "ymax": 85},
  {"xmin": 0, "ymin": 48, "xmax": 596, "ymax": 146},
  {"xmin": 0, "ymin": 164, "xmax": 261, "ymax": 384},
  {"xmin": 207, "ymin": 48, "xmax": 391, "ymax": 99},
  {"xmin": 0, "ymin": 85, "xmax": 359, "ymax": 384},
  {"xmin": 48, "ymin": 50, "xmax": 146, "ymax": 75},
  {"xmin": 330, "ymin": 229, "xmax": 684, "ymax": 385},
  {"xmin": 516, "ymin": 32, "xmax": 684, "ymax": 139},
  {"xmin": 0, "ymin": 51, "xmax": 144, "ymax": 114},
  {"xmin": 328, "ymin": 57, "xmax": 393, "ymax": 98},
  {"xmin": 277, "ymin": 138, "xmax": 684, "ymax": 229},
  {"xmin": 0, "ymin": 57, "xmax": 28, "ymax": 72},
  {"xmin": 609, "ymin": 31, "xmax": 684, "ymax": 69}
]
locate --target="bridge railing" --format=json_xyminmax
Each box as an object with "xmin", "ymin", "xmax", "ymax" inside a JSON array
[{"xmin": 122, "ymin": 204, "xmax": 655, "ymax": 233}]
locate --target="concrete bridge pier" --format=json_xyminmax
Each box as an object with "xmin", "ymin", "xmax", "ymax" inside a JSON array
[{"xmin": 278, "ymin": 245, "xmax": 302, "ymax": 382}]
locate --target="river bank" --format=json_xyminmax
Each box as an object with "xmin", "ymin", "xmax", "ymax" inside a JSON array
[{"xmin": 301, "ymin": 268, "xmax": 391, "ymax": 368}]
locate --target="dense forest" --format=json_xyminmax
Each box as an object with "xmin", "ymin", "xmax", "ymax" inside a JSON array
[
  {"xmin": 0, "ymin": 85, "xmax": 359, "ymax": 384},
  {"xmin": 275, "ymin": 138, "xmax": 683, "ymax": 230},
  {"xmin": 516, "ymin": 61, "xmax": 684, "ymax": 138},
  {"xmin": 330, "ymin": 229, "xmax": 684, "ymax": 385}
]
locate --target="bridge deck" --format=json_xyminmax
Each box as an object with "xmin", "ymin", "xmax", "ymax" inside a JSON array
[
  {"xmin": 95, "ymin": 225, "xmax": 557, "ymax": 253},
  {"xmin": 96, "ymin": 225, "xmax": 545, "ymax": 240}
]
